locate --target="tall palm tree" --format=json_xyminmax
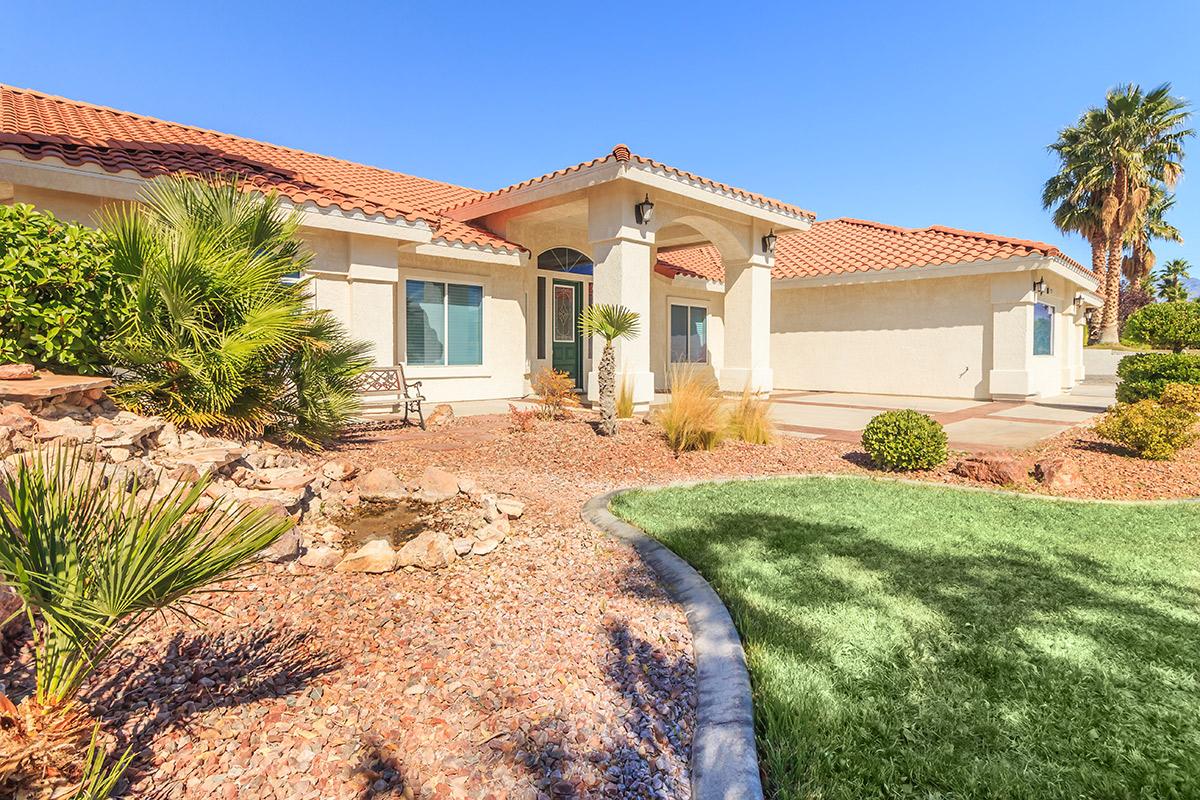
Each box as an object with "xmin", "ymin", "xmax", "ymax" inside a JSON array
[
  {"xmin": 578, "ymin": 304, "xmax": 640, "ymax": 436},
  {"xmin": 1157, "ymin": 258, "xmax": 1193, "ymax": 302},
  {"xmin": 1044, "ymin": 83, "xmax": 1192, "ymax": 343}
]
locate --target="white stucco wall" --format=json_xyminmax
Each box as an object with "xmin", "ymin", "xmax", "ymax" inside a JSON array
[
  {"xmin": 772, "ymin": 266, "xmax": 1091, "ymax": 400},
  {"xmin": 771, "ymin": 274, "xmax": 994, "ymax": 398}
]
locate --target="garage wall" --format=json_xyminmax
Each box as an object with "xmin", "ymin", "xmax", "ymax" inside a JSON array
[{"xmin": 771, "ymin": 274, "xmax": 993, "ymax": 399}]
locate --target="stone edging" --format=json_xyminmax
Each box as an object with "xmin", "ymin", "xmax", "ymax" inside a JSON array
[{"xmin": 581, "ymin": 490, "xmax": 764, "ymax": 800}]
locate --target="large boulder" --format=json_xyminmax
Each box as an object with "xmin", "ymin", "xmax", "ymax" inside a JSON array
[
  {"xmin": 335, "ymin": 539, "xmax": 397, "ymax": 573},
  {"xmin": 395, "ymin": 531, "xmax": 457, "ymax": 570},
  {"xmin": 951, "ymin": 455, "xmax": 1027, "ymax": 486},
  {"xmin": 357, "ymin": 468, "xmax": 405, "ymax": 500},
  {"xmin": 1034, "ymin": 456, "xmax": 1083, "ymax": 492},
  {"xmin": 418, "ymin": 467, "xmax": 460, "ymax": 502}
]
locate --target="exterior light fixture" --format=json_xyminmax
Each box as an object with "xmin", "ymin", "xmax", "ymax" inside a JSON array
[
  {"xmin": 1033, "ymin": 278, "xmax": 1047, "ymax": 295},
  {"xmin": 1074, "ymin": 293, "xmax": 1085, "ymax": 308},
  {"xmin": 634, "ymin": 194, "xmax": 654, "ymax": 225},
  {"xmin": 762, "ymin": 229, "xmax": 777, "ymax": 255}
]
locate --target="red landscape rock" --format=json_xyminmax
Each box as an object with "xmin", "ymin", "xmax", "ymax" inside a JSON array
[
  {"xmin": 0, "ymin": 363, "xmax": 35, "ymax": 380},
  {"xmin": 951, "ymin": 454, "xmax": 1028, "ymax": 485},
  {"xmin": 1034, "ymin": 455, "xmax": 1084, "ymax": 492}
]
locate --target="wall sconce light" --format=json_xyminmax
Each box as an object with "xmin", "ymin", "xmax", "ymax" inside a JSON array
[
  {"xmin": 1084, "ymin": 307, "xmax": 1096, "ymax": 325},
  {"xmin": 1033, "ymin": 278, "xmax": 1047, "ymax": 295},
  {"xmin": 1074, "ymin": 293, "xmax": 1085, "ymax": 308},
  {"xmin": 634, "ymin": 194, "xmax": 654, "ymax": 225},
  {"xmin": 762, "ymin": 229, "xmax": 777, "ymax": 255}
]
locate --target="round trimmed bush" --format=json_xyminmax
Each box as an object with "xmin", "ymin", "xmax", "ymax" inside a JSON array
[
  {"xmin": 861, "ymin": 409, "xmax": 948, "ymax": 471},
  {"xmin": 1115, "ymin": 352, "xmax": 1200, "ymax": 403},
  {"xmin": 1123, "ymin": 302, "xmax": 1200, "ymax": 353}
]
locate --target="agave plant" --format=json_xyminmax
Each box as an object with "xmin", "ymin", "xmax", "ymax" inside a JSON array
[
  {"xmin": 102, "ymin": 175, "xmax": 371, "ymax": 447},
  {"xmin": 0, "ymin": 445, "xmax": 292, "ymax": 796},
  {"xmin": 578, "ymin": 304, "xmax": 641, "ymax": 436}
]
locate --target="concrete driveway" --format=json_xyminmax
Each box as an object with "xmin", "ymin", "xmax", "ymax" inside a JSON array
[{"xmin": 770, "ymin": 382, "xmax": 1115, "ymax": 451}]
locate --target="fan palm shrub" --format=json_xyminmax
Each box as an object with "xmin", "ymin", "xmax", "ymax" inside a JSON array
[
  {"xmin": 102, "ymin": 175, "xmax": 371, "ymax": 447},
  {"xmin": 578, "ymin": 304, "xmax": 641, "ymax": 436},
  {"xmin": 0, "ymin": 445, "xmax": 293, "ymax": 797}
]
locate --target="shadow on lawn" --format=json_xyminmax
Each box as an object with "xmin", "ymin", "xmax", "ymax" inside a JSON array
[
  {"xmin": 653, "ymin": 508, "xmax": 1200, "ymax": 797},
  {"xmin": 85, "ymin": 627, "xmax": 341, "ymax": 793}
]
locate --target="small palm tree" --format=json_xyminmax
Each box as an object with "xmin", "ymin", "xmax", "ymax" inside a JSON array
[
  {"xmin": 103, "ymin": 175, "xmax": 371, "ymax": 447},
  {"xmin": 578, "ymin": 304, "xmax": 640, "ymax": 436},
  {"xmin": 1157, "ymin": 258, "xmax": 1193, "ymax": 302},
  {"xmin": 0, "ymin": 445, "xmax": 292, "ymax": 796}
]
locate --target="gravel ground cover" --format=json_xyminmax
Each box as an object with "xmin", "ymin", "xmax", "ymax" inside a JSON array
[{"xmin": 3, "ymin": 409, "xmax": 1196, "ymax": 799}]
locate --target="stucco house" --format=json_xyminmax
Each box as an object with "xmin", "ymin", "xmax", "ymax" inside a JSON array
[{"xmin": 0, "ymin": 85, "xmax": 1102, "ymax": 408}]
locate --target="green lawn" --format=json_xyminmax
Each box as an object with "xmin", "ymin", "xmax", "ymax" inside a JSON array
[{"xmin": 612, "ymin": 477, "xmax": 1200, "ymax": 799}]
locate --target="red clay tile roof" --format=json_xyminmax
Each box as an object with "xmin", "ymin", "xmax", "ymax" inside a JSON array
[
  {"xmin": 655, "ymin": 218, "xmax": 1093, "ymax": 283},
  {"xmin": 442, "ymin": 144, "xmax": 816, "ymax": 221},
  {"xmin": 0, "ymin": 84, "xmax": 519, "ymax": 253}
]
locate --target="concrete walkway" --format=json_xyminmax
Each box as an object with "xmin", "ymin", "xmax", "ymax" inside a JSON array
[{"xmin": 770, "ymin": 382, "xmax": 1115, "ymax": 451}]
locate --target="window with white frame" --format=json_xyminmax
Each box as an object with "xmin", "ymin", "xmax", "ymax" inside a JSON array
[
  {"xmin": 1033, "ymin": 302, "xmax": 1054, "ymax": 356},
  {"xmin": 405, "ymin": 279, "xmax": 483, "ymax": 366},
  {"xmin": 669, "ymin": 303, "xmax": 708, "ymax": 363}
]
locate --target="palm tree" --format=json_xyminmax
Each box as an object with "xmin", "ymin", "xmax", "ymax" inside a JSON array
[
  {"xmin": 578, "ymin": 304, "xmax": 640, "ymax": 436},
  {"xmin": 0, "ymin": 445, "xmax": 291, "ymax": 796},
  {"xmin": 1044, "ymin": 83, "xmax": 1192, "ymax": 343},
  {"xmin": 1157, "ymin": 258, "xmax": 1193, "ymax": 302},
  {"xmin": 1122, "ymin": 185, "xmax": 1181, "ymax": 284},
  {"xmin": 102, "ymin": 175, "xmax": 371, "ymax": 446}
]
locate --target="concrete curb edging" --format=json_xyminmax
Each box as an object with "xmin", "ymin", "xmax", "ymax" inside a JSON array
[{"xmin": 582, "ymin": 490, "xmax": 764, "ymax": 800}]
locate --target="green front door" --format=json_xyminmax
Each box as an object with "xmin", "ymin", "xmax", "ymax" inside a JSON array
[{"xmin": 551, "ymin": 278, "xmax": 583, "ymax": 389}]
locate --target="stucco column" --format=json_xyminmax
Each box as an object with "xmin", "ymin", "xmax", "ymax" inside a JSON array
[
  {"xmin": 348, "ymin": 234, "xmax": 398, "ymax": 367},
  {"xmin": 987, "ymin": 272, "xmax": 1036, "ymax": 399},
  {"xmin": 587, "ymin": 236, "xmax": 655, "ymax": 408},
  {"xmin": 720, "ymin": 260, "xmax": 773, "ymax": 394},
  {"xmin": 587, "ymin": 186, "xmax": 655, "ymax": 409},
  {"xmin": 1061, "ymin": 303, "xmax": 1080, "ymax": 390}
]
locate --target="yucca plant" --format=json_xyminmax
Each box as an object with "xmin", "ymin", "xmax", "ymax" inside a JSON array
[
  {"xmin": 578, "ymin": 304, "xmax": 641, "ymax": 436},
  {"xmin": 102, "ymin": 175, "xmax": 371, "ymax": 446},
  {"xmin": 0, "ymin": 445, "xmax": 293, "ymax": 797}
]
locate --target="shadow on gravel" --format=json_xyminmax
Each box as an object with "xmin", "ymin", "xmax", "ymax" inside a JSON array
[
  {"xmin": 85, "ymin": 627, "xmax": 342, "ymax": 793},
  {"xmin": 352, "ymin": 734, "xmax": 412, "ymax": 799},
  {"xmin": 512, "ymin": 619, "xmax": 693, "ymax": 798}
]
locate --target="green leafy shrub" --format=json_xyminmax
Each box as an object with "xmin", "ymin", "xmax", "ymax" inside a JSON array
[
  {"xmin": 1160, "ymin": 382, "xmax": 1200, "ymax": 412},
  {"xmin": 1122, "ymin": 302, "xmax": 1200, "ymax": 353},
  {"xmin": 0, "ymin": 203, "xmax": 123, "ymax": 373},
  {"xmin": 102, "ymin": 176, "xmax": 370, "ymax": 447},
  {"xmin": 1095, "ymin": 397, "xmax": 1199, "ymax": 460},
  {"xmin": 861, "ymin": 409, "xmax": 948, "ymax": 471},
  {"xmin": 1115, "ymin": 352, "xmax": 1200, "ymax": 403}
]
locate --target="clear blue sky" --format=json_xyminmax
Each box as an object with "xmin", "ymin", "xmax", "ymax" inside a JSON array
[{"xmin": 4, "ymin": 1, "xmax": 1198, "ymax": 270}]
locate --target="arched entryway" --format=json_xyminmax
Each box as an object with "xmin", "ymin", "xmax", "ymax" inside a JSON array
[{"xmin": 536, "ymin": 247, "xmax": 593, "ymax": 389}]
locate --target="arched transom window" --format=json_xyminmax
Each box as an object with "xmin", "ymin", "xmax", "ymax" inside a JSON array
[{"xmin": 536, "ymin": 247, "xmax": 593, "ymax": 275}]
